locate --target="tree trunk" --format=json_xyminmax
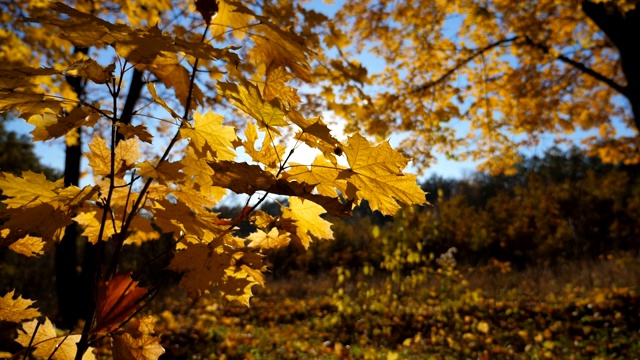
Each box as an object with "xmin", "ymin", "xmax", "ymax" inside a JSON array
[
  {"xmin": 55, "ymin": 48, "xmax": 87, "ymax": 330},
  {"xmin": 582, "ymin": 1, "xmax": 640, "ymax": 131}
]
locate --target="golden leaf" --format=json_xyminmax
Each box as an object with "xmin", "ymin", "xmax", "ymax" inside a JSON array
[
  {"xmin": 284, "ymin": 155, "xmax": 347, "ymax": 197},
  {"xmin": 86, "ymin": 137, "xmax": 140, "ymax": 178},
  {"xmin": 217, "ymin": 80, "xmax": 287, "ymax": 133},
  {"xmin": 134, "ymin": 52, "xmax": 204, "ymax": 108},
  {"xmin": 337, "ymin": 134, "xmax": 426, "ymax": 215},
  {"xmin": 112, "ymin": 332, "xmax": 164, "ymax": 360},
  {"xmin": 0, "ymin": 290, "xmax": 40, "ymax": 322},
  {"xmin": 247, "ymin": 228, "xmax": 291, "ymax": 250},
  {"xmin": 9, "ymin": 236, "xmax": 45, "ymax": 257},
  {"xmin": 137, "ymin": 160, "xmax": 185, "ymax": 185},
  {"xmin": 180, "ymin": 111, "xmax": 237, "ymax": 160},
  {"xmin": 64, "ymin": 59, "xmax": 115, "ymax": 84},
  {"xmin": 0, "ymin": 171, "xmax": 62, "ymax": 208},
  {"xmin": 281, "ymin": 196, "xmax": 333, "ymax": 249},
  {"xmin": 16, "ymin": 318, "xmax": 96, "ymax": 360}
]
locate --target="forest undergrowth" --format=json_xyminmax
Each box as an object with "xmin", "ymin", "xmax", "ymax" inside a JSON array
[{"xmin": 146, "ymin": 253, "xmax": 640, "ymax": 359}]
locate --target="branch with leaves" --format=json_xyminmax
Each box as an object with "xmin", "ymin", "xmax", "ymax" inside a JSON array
[{"xmin": 0, "ymin": 1, "xmax": 426, "ymax": 358}]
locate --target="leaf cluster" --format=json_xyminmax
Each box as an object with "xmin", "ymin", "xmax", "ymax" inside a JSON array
[{"xmin": 0, "ymin": 1, "xmax": 425, "ymax": 358}]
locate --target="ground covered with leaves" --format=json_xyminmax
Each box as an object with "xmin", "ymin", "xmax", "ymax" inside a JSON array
[{"xmin": 148, "ymin": 255, "xmax": 640, "ymax": 359}]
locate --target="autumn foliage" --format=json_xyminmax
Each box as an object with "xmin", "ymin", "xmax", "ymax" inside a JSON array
[{"xmin": 0, "ymin": 1, "xmax": 425, "ymax": 358}]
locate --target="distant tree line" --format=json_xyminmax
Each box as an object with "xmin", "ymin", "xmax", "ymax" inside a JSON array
[{"xmin": 264, "ymin": 147, "xmax": 640, "ymax": 276}]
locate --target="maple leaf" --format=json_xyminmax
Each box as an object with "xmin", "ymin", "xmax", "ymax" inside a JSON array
[
  {"xmin": 287, "ymin": 111, "xmax": 341, "ymax": 155},
  {"xmin": 43, "ymin": 107, "xmax": 101, "ymax": 139},
  {"xmin": 0, "ymin": 290, "xmax": 40, "ymax": 322},
  {"xmin": 0, "ymin": 91, "xmax": 64, "ymax": 120},
  {"xmin": 250, "ymin": 26, "xmax": 312, "ymax": 83},
  {"xmin": 9, "ymin": 235, "xmax": 46, "ymax": 257},
  {"xmin": 17, "ymin": 318, "xmax": 96, "ymax": 360},
  {"xmin": 208, "ymin": 0, "xmax": 253, "ymax": 40},
  {"xmin": 73, "ymin": 209, "xmax": 121, "ymax": 244},
  {"xmin": 168, "ymin": 243, "xmax": 265, "ymax": 304},
  {"xmin": 152, "ymin": 199, "xmax": 224, "ymax": 238},
  {"xmin": 125, "ymin": 216, "xmax": 161, "ymax": 246},
  {"xmin": 241, "ymin": 121, "xmax": 286, "ymax": 169},
  {"xmin": 94, "ymin": 273, "xmax": 148, "ymax": 333},
  {"xmin": 134, "ymin": 52, "xmax": 204, "ymax": 108},
  {"xmin": 264, "ymin": 65, "xmax": 301, "ymax": 105},
  {"xmin": 146, "ymin": 82, "xmax": 180, "ymax": 120},
  {"xmin": 64, "ymin": 59, "xmax": 115, "ymax": 84},
  {"xmin": 137, "ymin": 160, "xmax": 185, "ymax": 185},
  {"xmin": 337, "ymin": 134, "xmax": 426, "ymax": 215},
  {"xmin": 86, "ymin": 137, "xmax": 141, "ymax": 178},
  {"xmin": 217, "ymin": 80, "xmax": 287, "ymax": 133},
  {"xmin": 117, "ymin": 123, "xmax": 153, "ymax": 143},
  {"xmin": 207, "ymin": 160, "xmax": 351, "ymax": 216},
  {"xmin": 0, "ymin": 171, "xmax": 62, "ymax": 208},
  {"xmin": 180, "ymin": 111, "xmax": 237, "ymax": 160},
  {"xmin": 281, "ymin": 196, "xmax": 333, "ymax": 249},
  {"xmin": 112, "ymin": 332, "xmax": 164, "ymax": 360},
  {"xmin": 284, "ymin": 155, "xmax": 347, "ymax": 197},
  {"xmin": 208, "ymin": 161, "xmax": 277, "ymax": 195},
  {"xmin": 247, "ymin": 228, "xmax": 291, "ymax": 250}
]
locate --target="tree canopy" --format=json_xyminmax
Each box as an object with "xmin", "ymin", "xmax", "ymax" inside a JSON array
[{"xmin": 315, "ymin": 0, "xmax": 640, "ymax": 174}]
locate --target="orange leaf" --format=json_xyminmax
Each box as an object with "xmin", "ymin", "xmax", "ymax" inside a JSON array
[{"xmin": 94, "ymin": 273, "xmax": 148, "ymax": 333}]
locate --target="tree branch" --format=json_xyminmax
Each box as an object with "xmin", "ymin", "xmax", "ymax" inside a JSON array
[
  {"xmin": 523, "ymin": 36, "xmax": 628, "ymax": 97},
  {"xmin": 412, "ymin": 36, "xmax": 519, "ymax": 94}
]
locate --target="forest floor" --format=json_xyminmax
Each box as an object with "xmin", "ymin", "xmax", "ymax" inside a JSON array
[{"xmin": 147, "ymin": 254, "xmax": 640, "ymax": 359}]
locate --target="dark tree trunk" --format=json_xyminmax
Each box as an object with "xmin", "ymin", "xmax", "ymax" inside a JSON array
[
  {"xmin": 582, "ymin": 1, "xmax": 640, "ymax": 131},
  {"xmin": 55, "ymin": 47, "xmax": 87, "ymax": 330}
]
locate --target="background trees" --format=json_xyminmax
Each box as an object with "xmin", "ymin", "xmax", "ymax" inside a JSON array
[{"xmin": 316, "ymin": 0, "xmax": 640, "ymax": 174}]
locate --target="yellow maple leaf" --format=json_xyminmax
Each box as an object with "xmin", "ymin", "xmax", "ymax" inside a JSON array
[
  {"xmin": 241, "ymin": 121, "xmax": 286, "ymax": 169},
  {"xmin": 27, "ymin": 111, "xmax": 58, "ymax": 141},
  {"xmin": 42, "ymin": 107, "xmax": 101, "ymax": 140},
  {"xmin": 0, "ymin": 290, "xmax": 40, "ymax": 322},
  {"xmin": 285, "ymin": 155, "xmax": 347, "ymax": 197},
  {"xmin": 74, "ymin": 209, "xmax": 121, "ymax": 244},
  {"xmin": 247, "ymin": 228, "xmax": 291, "ymax": 250},
  {"xmin": 209, "ymin": 0, "xmax": 253, "ymax": 40},
  {"xmin": 112, "ymin": 332, "xmax": 164, "ymax": 360},
  {"xmin": 281, "ymin": 196, "xmax": 333, "ymax": 249},
  {"xmin": 264, "ymin": 65, "xmax": 301, "ymax": 105},
  {"xmin": 17, "ymin": 318, "xmax": 96, "ymax": 360},
  {"xmin": 337, "ymin": 134, "xmax": 426, "ymax": 215},
  {"xmin": 0, "ymin": 91, "xmax": 64, "ymax": 120},
  {"xmin": 9, "ymin": 235, "xmax": 45, "ymax": 257},
  {"xmin": 86, "ymin": 137, "xmax": 140, "ymax": 178},
  {"xmin": 64, "ymin": 59, "xmax": 115, "ymax": 84},
  {"xmin": 217, "ymin": 80, "xmax": 287, "ymax": 133},
  {"xmin": 134, "ymin": 52, "xmax": 204, "ymax": 108},
  {"xmin": 146, "ymin": 82, "xmax": 180, "ymax": 120},
  {"xmin": 137, "ymin": 160, "xmax": 185, "ymax": 185},
  {"xmin": 125, "ymin": 217, "xmax": 161, "ymax": 246},
  {"xmin": 180, "ymin": 111, "xmax": 237, "ymax": 160},
  {"xmin": 0, "ymin": 171, "xmax": 62, "ymax": 208},
  {"xmin": 250, "ymin": 25, "xmax": 312, "ymax": 83},
  {"xmin": 151, "ymin": 199, "xmax": 223, "ymax": 239}
]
